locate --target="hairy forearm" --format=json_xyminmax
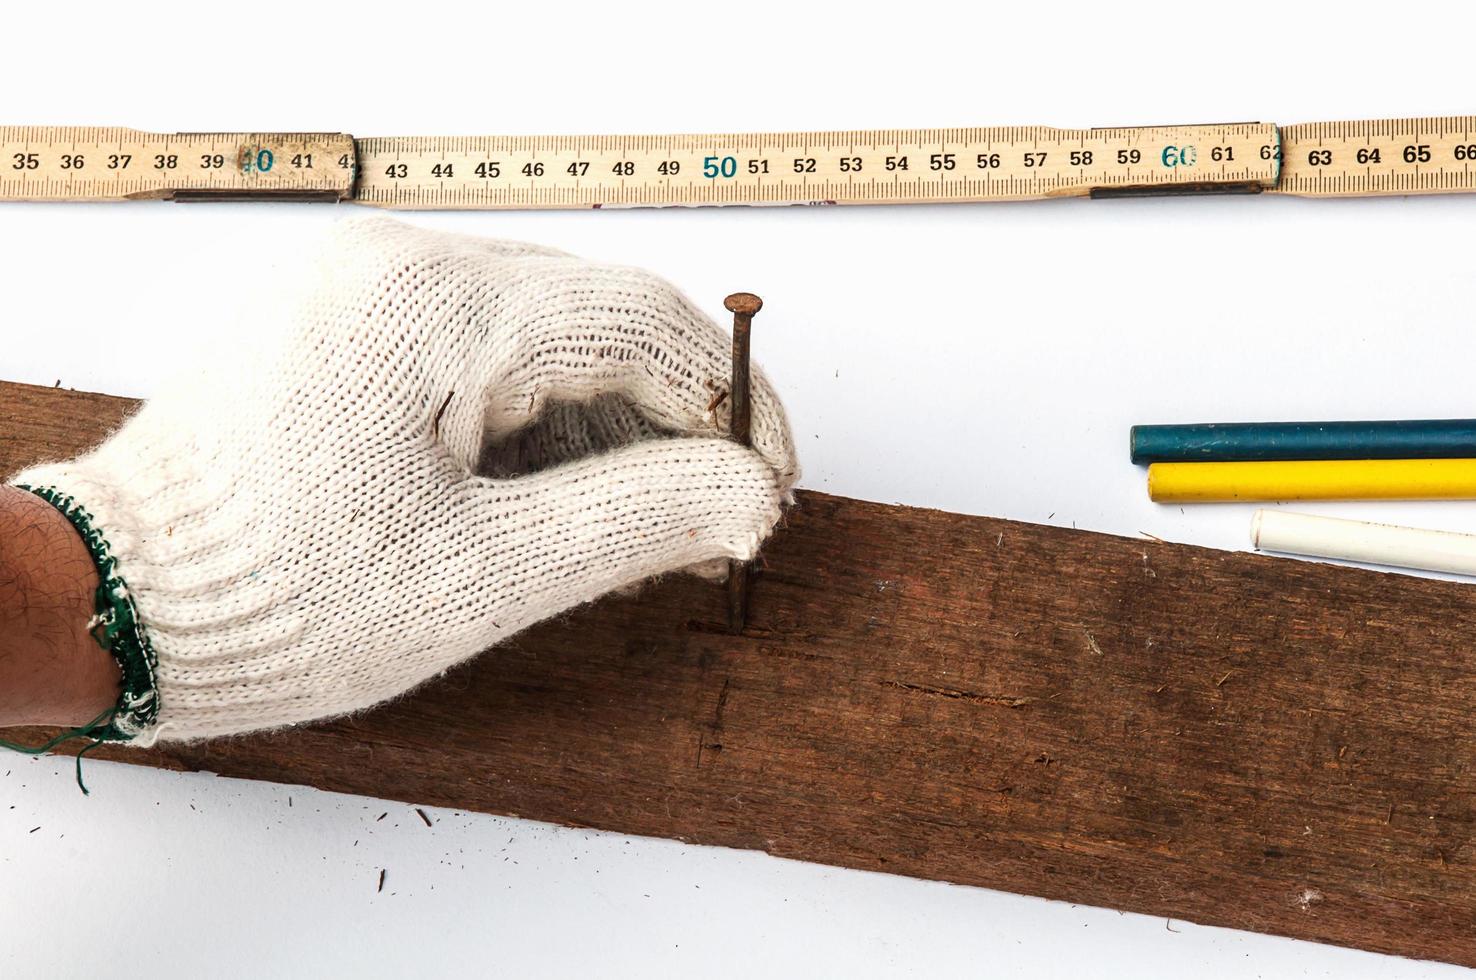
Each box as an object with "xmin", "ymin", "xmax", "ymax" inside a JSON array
[{"xmin": 0, "ymin": 486, "xmax": 119, "ymax": 727}]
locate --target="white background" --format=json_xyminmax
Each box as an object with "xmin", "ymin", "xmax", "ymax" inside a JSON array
[{"xmin": 2, "ymin": 3, "xmax": 1473, "ymax": 977}]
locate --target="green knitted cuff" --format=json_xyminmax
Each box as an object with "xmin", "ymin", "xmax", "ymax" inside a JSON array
[{"xmin": 15, "ymin": 484, "xmax": 160, "ymax": 741}]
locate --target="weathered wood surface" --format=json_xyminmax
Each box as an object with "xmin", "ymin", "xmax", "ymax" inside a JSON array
[{"xmin": 3, "ymin": 380, "xmax": 1473, "ymax": 966}]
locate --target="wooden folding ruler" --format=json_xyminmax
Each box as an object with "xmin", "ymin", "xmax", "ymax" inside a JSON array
[{"xmin": 3, "ymin": 118, "xmax": 1475, "ymax": 207}]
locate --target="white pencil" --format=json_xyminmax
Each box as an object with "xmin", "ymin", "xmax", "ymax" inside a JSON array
[{"xmin": 1251, "ymin": 509, "xmax": 1476, "ymax": 577}]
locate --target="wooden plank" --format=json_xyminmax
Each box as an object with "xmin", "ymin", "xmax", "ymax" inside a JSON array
[{"xmin": 2, "ymin": 379, "xmax": 1473, "ymax": 966}]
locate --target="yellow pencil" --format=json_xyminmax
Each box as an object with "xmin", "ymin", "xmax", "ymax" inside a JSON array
[{"xmin": 1148, "ymin": 458, "xmax": 1476, "ymax": 502}]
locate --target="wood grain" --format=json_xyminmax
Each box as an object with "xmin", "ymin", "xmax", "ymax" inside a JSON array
[{"xmin": 2, "ymin": 380, "xmax": 1472, "ymax": 966}]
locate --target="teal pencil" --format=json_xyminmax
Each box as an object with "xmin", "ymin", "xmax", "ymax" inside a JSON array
[{"xmin": 1130, "ymin": 419, "xmax": 1476, "ymax": 464}]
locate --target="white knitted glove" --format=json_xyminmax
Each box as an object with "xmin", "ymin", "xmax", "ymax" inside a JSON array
[{"xmin": 11, "ymin": 218, "xmax": 798, "ymax": 743}]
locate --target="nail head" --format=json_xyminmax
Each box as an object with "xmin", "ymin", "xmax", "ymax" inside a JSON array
[{"xmin": 724, "ymin": 292, "xmax": 763, "ymax": 316}]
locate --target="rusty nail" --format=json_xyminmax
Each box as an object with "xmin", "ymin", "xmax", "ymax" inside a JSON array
[{"xmin": 724, "ymin": 292, "xmax": 761, "ymax": 634}]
